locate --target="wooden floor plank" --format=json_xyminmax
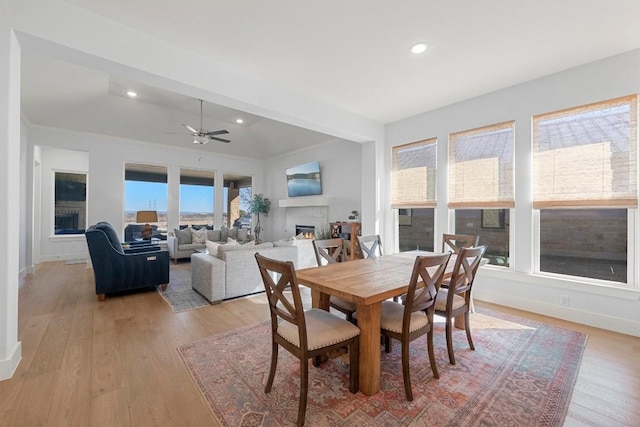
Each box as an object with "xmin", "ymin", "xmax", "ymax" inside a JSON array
[{"xmin": 0, "ymin": 260, "xmax": 638, "ymax": 427}]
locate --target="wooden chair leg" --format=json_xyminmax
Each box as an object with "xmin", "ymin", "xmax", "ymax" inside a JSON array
[
  {"xmin": 464, "ymin": 312, "xmax": 475, "ymax": 350},
  {"xmin": 401, "ymin": 339, "xmax": 413, "ymax": 401},
  {"xmin": 384, "ymin": 336, "xmax": 392, "ymax": 353},
  {"xmin": 349, "ymin": 339, "xmax": 359, "ymax": 393},
  {"xmin": 297, "ymin": 358, "xmax": 308, "ymax": 427},
  {"xmin": 427, "ymin": 330, "xmax": 439, "ymax": 379},
  {"xmin": 445, "ymin": 316, "xmax": 456, "ymax": 365},
  {"xmin": 265, "ymin": 343, "xmax": 278, "ymax": 393}
]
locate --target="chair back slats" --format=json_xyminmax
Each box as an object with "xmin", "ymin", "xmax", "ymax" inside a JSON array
[
  {"xmin": 313, "ymin": 238, "xmax": 348, "ymax": 265},
  {"xmin": 357, "ymin": 235, "xmax": 383, "ymax": 258},
  {"xmin": 403, "ymin": 253, "xmax": 451, "ymax": 328},
  {"xmin": 255, "ymin": 253, "xmax": 307, "ymax": 346},
  {"xmin": 447, "ymin": 245, "xmax": 486, "ymax": 298},
  {"xmin": 442, "ymin": 233, "xmax": 480, "ymax": 254}
]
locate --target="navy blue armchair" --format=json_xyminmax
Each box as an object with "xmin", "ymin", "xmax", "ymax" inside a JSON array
[{"xmin": 85, "ymin": 222, "xmax": 169, "ymax": 301}]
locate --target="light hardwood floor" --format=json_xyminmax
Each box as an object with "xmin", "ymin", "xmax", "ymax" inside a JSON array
[{"xmin": 0, "ymin": 261, "xmax": 638, "ymax": 426}]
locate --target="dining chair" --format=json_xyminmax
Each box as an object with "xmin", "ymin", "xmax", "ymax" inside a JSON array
[
  {"xmin": 434, "ymin": 245, "xmax": 486, "ymax": 365},
  {"xmin": 312, "ymin": 238, "xmax": 357, "ymax": 322},
  {"xmin": 255, "ymin": 253, "xmax": 360, "ymax": 427},
  {"xmin": 356, "ymin": 252, "xmax": 451, "ymax": 401},
  {"xmin": 441, "ymin": 233, "xmax": 480, "ymax": 254},
  {"xmin": 357, "ymin": 234, "xmax": 383, "ymax": 258}
]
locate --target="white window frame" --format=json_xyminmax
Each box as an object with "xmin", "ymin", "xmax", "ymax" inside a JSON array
[
  {"xmin": 531, "ymin": 95, "xmax": 638, "ymax": 291},
  {"xmin": 533, "ymin": 209, "xmax": 638, "ymax": 292}
]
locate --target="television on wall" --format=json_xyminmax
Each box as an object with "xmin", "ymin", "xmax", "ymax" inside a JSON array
[{"xmin": 286, "ymin": 161, "xmax": 322, "ymax": 197}]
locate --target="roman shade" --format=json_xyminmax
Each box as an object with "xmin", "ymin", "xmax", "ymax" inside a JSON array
[
  {"xmin": 391, "ymin": 138, "xmax": 437, "ymax": 209},
  {"xmin": 448, "ymin": 121, "xmax": 515, "ymax": 209},
  {"xmin": 532, "ymin": 95, "xmax": 638, "ymax": 209}
]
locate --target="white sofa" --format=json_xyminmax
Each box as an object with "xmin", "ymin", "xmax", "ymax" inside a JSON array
[
  {"xmin": 191, "ymin": 242, "xmax": 298, "ymax": 303},
  {"xmin": 166, "ymin": 227, "xmax": 253, "ymax": 263},
  {"xmin": 272, "ymin": 238, "xmax": 318, "ymax": 269}
]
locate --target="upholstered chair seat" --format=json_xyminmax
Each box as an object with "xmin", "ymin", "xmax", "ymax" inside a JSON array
[
  {"xmin": 330, "ymin": 297, "xmax": 357, "ymax": 313},
  {"xmin": 435, "ymin": 289, "xmax": 466, "ymax": 311},
  {"xmin": 378, "ymin": 300, "xmax": 430, "ymax": 334},
  {"xmin": 278, "ymin": 308, "xmax": 361, "ymax": 350}
]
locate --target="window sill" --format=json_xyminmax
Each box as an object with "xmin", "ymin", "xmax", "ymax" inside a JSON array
[
  {"xmin": 49, "ymin": 233, "xmax": 85, "ymax": 240},
  {"xmin": 478, "ymin": 266, "xmax": 640, "ymax": 301}
]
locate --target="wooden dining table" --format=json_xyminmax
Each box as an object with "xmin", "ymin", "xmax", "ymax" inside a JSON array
[{"xmin": 296, "ymin": 251, "xmax": 466, "ymax": 396}]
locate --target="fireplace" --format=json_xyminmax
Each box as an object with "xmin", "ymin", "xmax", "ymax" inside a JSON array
[{"xmin": 296, "ymin": 225, "xmax": 315, "ymax": 239}]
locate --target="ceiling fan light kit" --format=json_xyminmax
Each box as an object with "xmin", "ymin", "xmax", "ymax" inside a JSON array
[
  {"xmin": 183, "ymin": 99, "xmax": 231, "ymax": 143},
  {"xmin": 193, "ymin": 135, "xmax": 209, "ymax": 144}
]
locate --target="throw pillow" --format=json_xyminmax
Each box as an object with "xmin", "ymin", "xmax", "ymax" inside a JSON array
[
  {"xmin": 205, "ymin": 240, "xmax": 220, "ymax": 256},
  {"xmin": 191, "ymin": 227, "xmax": 208, "ymax": 244},
  {"xmin": 237, "ymin": 228, "xmax": 249, "ymax": 242},
  {"xmin": 174, "ymin": 227, "xmax": 192, "ymax": 245},
  {"xmin": 220, "ymin": 227, "xmax": 229, "ymax": 242},
  {"xmin": 228, "ymin": 227, "xmax": 238, "ymax": 240},
  {"xmin": 227, "ymin": 237, "xmax": 239, "ymax": 245}
]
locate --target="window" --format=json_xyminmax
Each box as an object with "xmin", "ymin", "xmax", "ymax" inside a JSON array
[
  {"xmin": 180, "ymin": 168, "xmax": 214, "ymax": 227},
  {"xmin": 449, "ymin": 121, "xmax": 514, "ymax": 266},
  {"xmin": 392, "ymin": 139, "xmax": 437, "ymax": 251},
  {"xmin": 225, "ymin": 175, "xmax": 252, "ymax": 228},
  {"xmin": 533, "ymin": 95, "xmax": 637, "ymax": 284},
  {"xmin": 398, "ymin": 208, "xmax": 435, "ymax": 252},
  {"xmin": 54, "ymin": 171, "xmax": 87, "ymax": 235},
  {"xmin": 124, "ymin": 163, "xmax": 168, "ymax": 230}
]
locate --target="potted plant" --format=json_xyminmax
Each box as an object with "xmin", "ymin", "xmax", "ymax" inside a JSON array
[
  {"xmin": 348, "ymin": 210, "xmax": 359, "ymax": 222},
  {"xmin": 248, "ymin": 193, "xmax": 271, "ymax": 244}
]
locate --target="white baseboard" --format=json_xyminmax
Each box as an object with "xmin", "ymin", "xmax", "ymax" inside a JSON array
[
  {"xmin": 0, "ymin": 341, "xmax": 22, "ymax": 381},
  {"xmin": 19, "ymin": 266, "xmax": 35, "ymax": 282},
  {"xmin": 475, "ymin": 292, "xmax": 640, "ymax": 337}
]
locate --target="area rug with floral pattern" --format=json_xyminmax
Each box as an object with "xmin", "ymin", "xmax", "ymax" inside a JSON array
[{"xmin": 178, "ymin": 307, "xmax": 587, "ymax": 426}]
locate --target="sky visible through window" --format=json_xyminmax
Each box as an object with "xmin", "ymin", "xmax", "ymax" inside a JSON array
[
  {"xmin": 124, "ymin": 181, "xmax": 251, "ymax": 213},
  {"xmin": 125, "ymin": 181, "xmax": 227, "ymax": 213}
]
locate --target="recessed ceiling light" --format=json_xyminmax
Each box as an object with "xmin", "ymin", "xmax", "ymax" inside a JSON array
[
  {"xmin": 410, "ymin": 43, "xmax": 428, "ymax": 54},
  {"xmin": 126, "ymin": 90, "xmax": 138, "ymax": 97},
  {"xmin": 236, "ymin": 118, "xmax": 244, "ymax": 124}
]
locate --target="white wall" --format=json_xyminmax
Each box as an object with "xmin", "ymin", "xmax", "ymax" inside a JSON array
[
  {"xmin": 385, "ymin": 48, "xmax": 640, "ymax": 337},
  {"xmin": 29, "ymin": 126, "xmax": 266, "ymax": 261},
  {"xmin": 19, "ymin": 120, "xmax": 29, "ymax": 277},
  {"xmin": 265, "ymin": 139, "xmax": 363, "ymax": 241},
  {"xmin": 37, "ymin": 146, "xmax": 88, "ymax": 262}
]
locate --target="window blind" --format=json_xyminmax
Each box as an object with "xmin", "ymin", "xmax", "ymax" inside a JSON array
[
  {"xmin": 532, "ymin": 95, "xmax": 638, "ymax": 209},
  {"xmin": 448, "ymin": 121, "xmax": 515, "ymax": 209},
  {"xmin": 391, "ymin": 138, "xmax": 437, "ymax": 208}
]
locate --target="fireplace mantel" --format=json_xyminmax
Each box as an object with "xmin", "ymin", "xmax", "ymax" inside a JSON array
[{"xmin": 278, "ymin": 196, "xmax": 329, "ymax": 208}]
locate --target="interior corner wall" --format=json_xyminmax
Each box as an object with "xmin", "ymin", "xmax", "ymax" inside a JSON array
[
  {"xmin": 384, "ymin": 48, "xmax": 640, "ymax": 337},
  {"xmin": 19, "ymin": 119, "xmax": 30, "ymax": 277},
  {"xmin": 0, "ymin": 22, "xmax": 22, "ymax": 381}
]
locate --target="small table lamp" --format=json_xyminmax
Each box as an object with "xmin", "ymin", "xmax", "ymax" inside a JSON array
[{"xmin": 136, "ymin": 210, "xmax": 158, "ymax": 240}]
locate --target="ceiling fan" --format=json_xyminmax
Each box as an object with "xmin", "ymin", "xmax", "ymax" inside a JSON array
[{"xmin": 183, "ymin": 99, "xmax": 230, "ymax": 144}]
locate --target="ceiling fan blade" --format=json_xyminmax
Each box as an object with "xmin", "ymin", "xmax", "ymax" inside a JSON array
[
  {"xmin": 203, "ymin": 129, "xmax": 229, "ymax": 136},
  {"xmin": 210, "ymin": 136, "xmax": 231, "ymax": 143},
  {"xmin": 182, "ymin": 123, "xmax": 198, "ymax": 134}
]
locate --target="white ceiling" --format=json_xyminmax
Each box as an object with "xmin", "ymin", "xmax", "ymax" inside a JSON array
[{"xmin": 20, "ymin": 1, "xmax": 640, "ymax": 158}]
